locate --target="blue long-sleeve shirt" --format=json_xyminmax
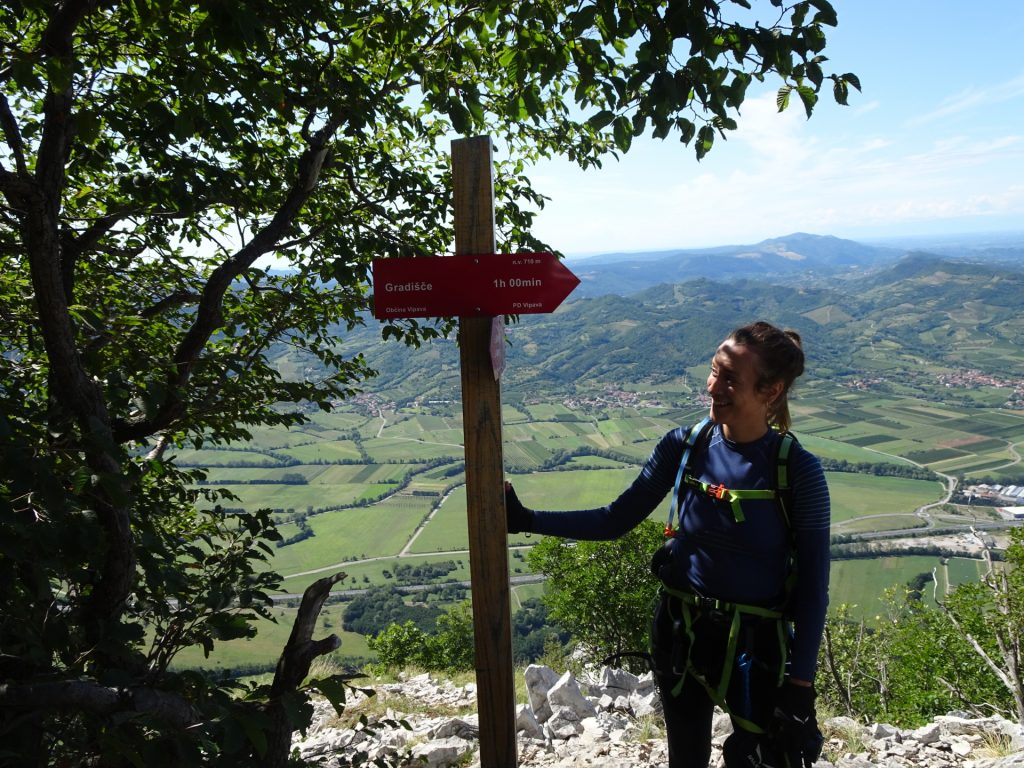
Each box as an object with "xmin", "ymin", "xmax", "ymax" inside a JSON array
[{"xmin": 529, "ymin": 423, "xmax": 831, "ymax": 681}]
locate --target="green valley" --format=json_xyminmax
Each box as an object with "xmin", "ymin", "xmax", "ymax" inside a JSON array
[{"xmin": 171, "ymin": 385, "xmax": 1024, "ymax": 672}]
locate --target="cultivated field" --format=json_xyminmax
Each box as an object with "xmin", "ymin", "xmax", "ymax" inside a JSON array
[{"xmin": 170, "ymin": 383, "xmax": 1024, "ymax": 670}]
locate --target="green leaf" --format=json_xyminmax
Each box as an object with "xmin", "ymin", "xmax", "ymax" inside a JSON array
[
  {"xmin": 652, "ymin": 116, "xmax": 671, "ymax": 140},
  {"xmin": 310, "ymin": 675, "xmax": 349, "ymax": 716},
  {"xmin": 791, "ymin": 2, "xmax": 809, "ymax": 29},
  {"xmin": 695, "ymin": 124, "xmax": 715, "ymax": 160},
  {"xmin": 10, "ymin": 56, "xmax": 43, "ymax": 90},
  {"xmin": 588, "ymin": 110, "xmax": 615, "ymax": 130},
  {"xmin": 797, "ymin": 84, "xmax": 818, "ymax": 117},
  {"xmin": 234, "ymin": 707, "xmax": 270, "ymax": 757},
  {"xmin": 807, "ymin": 61, "xmax": 824, "ymax": 89},
  {"xmin": 567, "ymin": 5, "xmax": 599, "ymax": 36},
  {"xmin": 466, "ymin": 94, "xmax": 484, "ymax": 125},
  {"xmin": 808, "ymin": 0, "xmax": 839, "ymax": 27},
  {"xmin": 776, "ymin": 84, "xmax": 793, "ymax": 112},
  {"xmin": 832, "ymin": 77, "xmax": 849, "ymax": 106},
  {"xmin": 676, "ymin": 117, "xmax": 696, "ymax": 145},
  {"xmin": 448, "ymin": 101, "xmax": 469, "ymax": 134},
  {"xmin": 209, "ymin": 612, "xmax": 255, "ymax": 641},
  {"xmin": 612, "ymin": 115, "xmax": 632, "ymax": 152}
]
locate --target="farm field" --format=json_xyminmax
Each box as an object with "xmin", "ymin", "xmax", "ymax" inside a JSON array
[
  {"xmin": 828, "ymin": 474, "xmax": 942, "ymax": 526},
  {"xmin": 171, "ymin": 600, "xmax": 373, "ymax": 673},
  {"xmin": 828, "ymin": 554, "xmax": 994, "ymax": 615},
  {"xmin": 172, "ymin": 385, "xmax": 1024, "ymax": 670}
]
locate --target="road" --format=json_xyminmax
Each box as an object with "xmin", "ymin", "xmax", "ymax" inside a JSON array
[{"xmin": 269, "ymin": 573, "xmax": 543, "ymax": 603}]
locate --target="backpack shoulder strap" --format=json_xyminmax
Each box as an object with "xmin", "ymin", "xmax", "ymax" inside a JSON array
[
  {"xmin": 773, "ymin": 431, "xmax": 801, "ymax": 609},
  {"xmin": 773, "ymin": 431, "xmax": 796, "ymax": 530},
  {"xmin": 666, "ymin": 417, "xmax": 713, "ymax": 535}
]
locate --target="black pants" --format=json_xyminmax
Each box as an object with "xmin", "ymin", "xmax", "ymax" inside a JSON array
[{"xmin": 651, "ymin": 594, "xmax": 787, "ymax": 768}]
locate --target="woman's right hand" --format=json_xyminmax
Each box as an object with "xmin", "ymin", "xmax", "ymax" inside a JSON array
[{"xmin": 504, "ymin": 481, "xmax": 533, "ymax": 534}]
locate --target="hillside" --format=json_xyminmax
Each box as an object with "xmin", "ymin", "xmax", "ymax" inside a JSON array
[
  {"xmin": 170, "ymin": 240, "xmax": 1024, "ymax": 678},
  {"xmin": 315, "ymin": 252, "xmax": 1024, "ymax": 404}
]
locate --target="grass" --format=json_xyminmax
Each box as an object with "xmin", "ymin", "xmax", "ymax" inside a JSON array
[
  {"xmin": 270, "ymin": 499, "xmax": 430, "ymax": 575},
  {"xmin": 279, "ymin": 553, "xmax": 473, "ymax": 594},
  {"xmin": 829, "ymin": 556, "xmax": 946, "ymax": 616},
  {"xmin": 627, "ymin": 714, "xmax": 665, "ymax": 743},
  {"xmin": 827, "ymin": 473, "xmax": 943, "ymax": 524},
  {"xmin": 820, "ymin": 716, "xmax": 872, "ymax": 761},
  {"xmin": 171, "ymin": 601, "xmax": 372, "ymax": 671},
  {"xmin": 976, "ymin": 730, "xmax": 1017, "ymax": 758}
]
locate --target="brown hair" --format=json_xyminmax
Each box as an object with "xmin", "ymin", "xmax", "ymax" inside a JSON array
[{"xmin": 728, "ymin": 321, "xmax": 805, "ymax": 432}]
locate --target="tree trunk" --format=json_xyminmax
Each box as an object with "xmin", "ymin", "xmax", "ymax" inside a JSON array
[{"xmin": 263, "ymin": 572, "xmax": 346, "ymax": 767}]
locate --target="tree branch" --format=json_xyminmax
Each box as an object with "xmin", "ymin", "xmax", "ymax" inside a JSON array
[
  {"xmin": 271, "ymin": 571, "xmax": 346, "ymax": 697},
  {"xmin": 113, "ymin": 112, "xmax": 347, "ymax": 443},
  {"xmin": 941, "ymin": 606, "xmax": 1015, "ymax": 692},
  {"xmin": 822, "ymin": 623, "xmax": 854, "ymax": 716},
  {"xmin": 0, "ymin": 680, "xmax": 200, "ymax": 730},
  {"xmin": 59, "ymin": 212, "xmax": 125, "ymax": 299},
  {"xmin": 25, "ymin": 0, "xmax": 137, "ymax": 650},
  {"xmin": 0, "ymin": 92, "xmax": 27, "ymax": 176},
  {"xmin": 263, "ymin": 571, "xmax": 346, "ymax": 767}
]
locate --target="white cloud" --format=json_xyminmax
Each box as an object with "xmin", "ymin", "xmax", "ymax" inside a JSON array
[
  {"xmin": 529, "ymin": 79, "xmax": 1024, "ymax": 254},
  {"xmin": 910, "ymin": 72, "xmax": 1024, "ymax": 126}
]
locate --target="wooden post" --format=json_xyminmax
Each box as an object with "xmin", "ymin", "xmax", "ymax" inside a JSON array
[{"xmin": 452, "ymin": 136, "xmax": 517, "ymax": 768}]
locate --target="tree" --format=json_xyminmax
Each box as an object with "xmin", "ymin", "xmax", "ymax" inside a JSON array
[
  {"xmin": 512, "ymin": 597, "xmax": 570, "ymax": 664},
  {"xmin": 0, "ymin": 0, "xmax": 856, "ymax": 763},
  {"xmin": 368, "ymin": 621, "xmax": 431, "ymax": 671},
  {"xmin": 819, "ymin": 590, "xmax": 1010, "ymax": 728},
  {"xmin": 368, "ymin": 602, "xmax": 475, "ymax": 673},
  {"xmin": 941, "ymin": 529, "xmax": 1024, "ymax": 723},
  {"xmin": 528, "ymin": 520, "xmax": 666, "ymax": 673}
]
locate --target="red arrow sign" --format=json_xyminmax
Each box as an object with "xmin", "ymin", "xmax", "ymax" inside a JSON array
[{"xmin": 372, "ymin": 252, "xmax": 580, "ymax": 319}]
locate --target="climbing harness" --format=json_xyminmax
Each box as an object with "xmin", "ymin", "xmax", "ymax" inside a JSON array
[
  {"xmin": 660, "ymin": 584, "xmax": 788, "ymax": 734},
  {"xmin": 657, "ymin": 417, "xmax": 799, "ymax": 736}
]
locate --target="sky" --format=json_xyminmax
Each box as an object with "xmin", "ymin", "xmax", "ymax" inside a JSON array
[{"xmin": 526, "ymin": 0, "xmax": 1024, "ymax": 257}]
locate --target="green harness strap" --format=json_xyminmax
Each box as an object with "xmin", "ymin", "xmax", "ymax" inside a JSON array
[
  {"xmin": 680, "ymin": 479, "xmax": 774, "ymax": 522},
  {"xmin": 665, "ymin": 417, "xmax": 713, "ymax": 535}
]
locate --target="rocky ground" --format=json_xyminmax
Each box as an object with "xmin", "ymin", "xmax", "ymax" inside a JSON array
[{"xmin": 293, "ymin": 665, "xmax": 1024, "ymax": 768}]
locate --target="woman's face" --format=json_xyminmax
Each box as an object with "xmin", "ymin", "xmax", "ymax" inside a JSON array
[{"xmin": 706, "ymin": 340, "xmax": 780, "ymax": 442}]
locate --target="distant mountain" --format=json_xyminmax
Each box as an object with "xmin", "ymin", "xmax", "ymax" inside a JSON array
[
  {"xmin": 564, "ymin": 233, "xmax": 904, "ymax": 297},
  {"xmin": 863, "ymin": 230, "xmax": 1024, "ymax": 267}
]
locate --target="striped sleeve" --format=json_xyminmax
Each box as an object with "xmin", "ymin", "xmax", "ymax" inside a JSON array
[
  {"xmin": 787, "ymin": 445, "xmax": 831, "ymax": 681},
  {"xmin": 791, "ymin": 448, "xmax": 831, "ymax": 531}
]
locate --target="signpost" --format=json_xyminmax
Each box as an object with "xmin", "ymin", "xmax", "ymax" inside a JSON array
[
  {"xmin": 373, "ymin": 136, "xmax": 579, "ymax": 768},
  {"xmin": 372, "ymin": 251, "xmax": 580, "ymax": 319},
  {"xmin": 452, "ymin": 136, "xmax": 516, "ymax": 768}
]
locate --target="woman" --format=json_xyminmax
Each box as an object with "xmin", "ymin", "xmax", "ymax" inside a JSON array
[{"xmin": 505, "ymin": 321, "xmax": 830, "ymax": 768}]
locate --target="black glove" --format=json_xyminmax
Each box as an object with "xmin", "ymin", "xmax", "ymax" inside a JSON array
[
  {"xmin": 773, "ymin": 682, "xmax": 823, "ymax": 768},
  {"xmin": 503, "ymin": 481, "xmax": 534, "ymax": 534}
]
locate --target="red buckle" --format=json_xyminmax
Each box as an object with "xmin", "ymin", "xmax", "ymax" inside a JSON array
[
  {"xmin": 707, "ymin": 483, "xmax": 728, "ymax": 499},
  {"xmin": 664, "ymin": 524, "xmax": 675, "ymax": 537}
]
